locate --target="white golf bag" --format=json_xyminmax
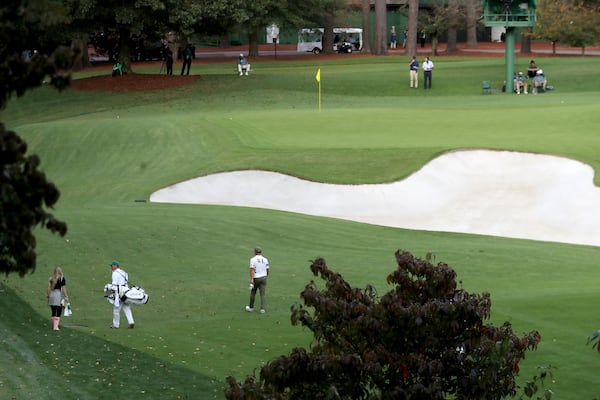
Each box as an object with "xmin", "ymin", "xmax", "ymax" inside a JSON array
[{"xmin": 104, "ymin": 283, "xmax": 149, "ymax": 305}]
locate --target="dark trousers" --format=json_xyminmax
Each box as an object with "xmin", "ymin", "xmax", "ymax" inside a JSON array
[
  {"xmin": 181, "ymin": 59, "xmax": 191, "ymax": 75},
  {"xmin": 249, "ymin": 276, "xmax": 267, "ymax": 310},
  {"xmin": 424, "ymin": 71, "xmax": 432, "ymax": 89},
  {"xmin": 166, "ymin": 60, "xmax": 173, "ymax": 75},
  {"xmin": 50, "ymin": 305, "xmax": 62, "ymax": 317}
]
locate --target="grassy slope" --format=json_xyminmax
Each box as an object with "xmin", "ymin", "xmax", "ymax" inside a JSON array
[{"xmin": 1, "ymin": 55, "xmax": 600, "ymax": 399}]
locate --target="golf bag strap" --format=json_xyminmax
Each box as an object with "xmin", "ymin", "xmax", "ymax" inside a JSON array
[{"xmin": 117, "ymin": 270, "xmax": 128, "ymax": 285}]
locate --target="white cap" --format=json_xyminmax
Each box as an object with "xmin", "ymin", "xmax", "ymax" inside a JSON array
[
  {"xmin": 537, "ymin": 69, "xmax": 543, "ymax": 75},
  {"xmin": 240, "ymin": 53, "xmax": 244, "ymax": 57}
]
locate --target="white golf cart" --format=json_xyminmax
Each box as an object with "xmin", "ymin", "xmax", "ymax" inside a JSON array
[{"xmin": 297, "ymin": 28, "xmax": 363, "ymax": 54}]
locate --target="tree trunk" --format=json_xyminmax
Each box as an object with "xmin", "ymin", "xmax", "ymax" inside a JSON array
[
  {"xmin": 520, "ymin": 28, "xmax": 532, "ymax": 53},
  {"xmin": 323, "ymin": 14, "xmax": 335, "ymax": 54},
  {"xmin": 72, "ymin": 36, "xmax": 89, "ymax": 71},
  {"xmin": 248, "ymin": 29, "xmax": 259, "ymax": 57},
  {"xmin": 446, "ymin": 0, "xmax": 458, "ymax": 52},
  {"xmin": 431, "ymin": 36, "xmax": 439, "ymax": 55},
  {"xmin": 406, "ymin": 0, "xmax": 419, "ymax": 56},
  {"xmin": 466, "ymin": 0, "xmax": 478, "ymax": 48},
  {"xmin": 118, "ymin": 26, "xmax": 132, "ymax": 73},
  {"xmin": 373, "ymin": 0, "xmax": 388, "ymax": 55},
  {"xmin": 446, "ymin": 28, "xmax": 457, "ymax": 52},
  {"xmin": 361, "ymin": 0, "xmax": 372, "ymax": 53}
]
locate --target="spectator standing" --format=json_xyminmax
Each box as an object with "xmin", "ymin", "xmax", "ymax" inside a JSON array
[
  {"xmin": 47, "ymin": 266, "xmax": 69, "ymax": 331},
  {"xmin": 422, "ymin": 56, "xmax": 434, "ymax": 89},
  {"xmin": 245, "ymin": 247, "xmax": 270, "ymax": 314},
  {"xmin": 165, "ymin": 46, "xmax": 173, "ymax": 75},
  {"xmin": 181, "ymin": 45, "xmax": 193, "ymax": 76},
  {"xmin": 390, "ymin": 26, "xmax": 397, "ymax": 49},
  {"xmin": 409, "ymin": 56, "xmax": 419, "ymax": 89}
]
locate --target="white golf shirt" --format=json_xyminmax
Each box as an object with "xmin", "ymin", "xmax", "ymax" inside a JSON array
[
  {"xmin": 423, "ymin": 59, "xmax": 434, "ymax": 71},
  {"xmin": 250, "ymin": 255, "xmax": 269, "ymax": 278}
]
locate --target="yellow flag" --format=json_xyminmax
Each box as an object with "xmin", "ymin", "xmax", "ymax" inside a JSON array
[{"xmin": 315, "ymin": 68, "xmax": 321, "ymax": 83}]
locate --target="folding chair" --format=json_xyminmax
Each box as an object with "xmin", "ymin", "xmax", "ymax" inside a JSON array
[{"xmin": 482, "ymin": 80, "xmax": 492, "ymax": 94}]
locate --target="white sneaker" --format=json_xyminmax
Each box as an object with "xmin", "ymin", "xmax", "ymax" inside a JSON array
[
  {"xmin": 260, "ymin": 309, "xmax": 265, "ymax": 314},
  {"xmin": 239, "ymin": 72, "xmax": 243, "ymax": 76},
  {"xmin": 245, "ymin": 306, "xmax": 253, "ymax": 312},
  {"xmin": 245, "ymin": 72, "xmax": 248, "ymax": 76}
]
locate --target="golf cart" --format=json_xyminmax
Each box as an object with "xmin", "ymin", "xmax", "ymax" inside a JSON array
[
  {"xmin": 297, "ymin": 28, "xmax": 363, "ymax": 54},
  {"xmin": 336, "ymin": 41, "xmax": 354, "ymax": 53}
]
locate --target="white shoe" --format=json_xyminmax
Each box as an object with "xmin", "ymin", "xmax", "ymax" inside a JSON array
[
  {"xmin": 260, "ymin": 309, "xmax": 265, "ymax": 314},
  {"xmin": 245, "ymin": 72, "xmax": 248, "ymax": 76},
  {"xmin": 245, "ymin": 306, "xmax": 253, "ymax": 312},
  {"xmin": 239, "ymin": 72, "xmax": 243, "ymax": 76}
]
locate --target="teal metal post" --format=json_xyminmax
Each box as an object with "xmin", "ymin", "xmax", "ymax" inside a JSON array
[
  {"xmin": 504, "ymin": 27, "xmax": 515, "ymax": 93},
  {"xmin": 483, "ymin": 0, "xmax": 536, "ymax": 94}
]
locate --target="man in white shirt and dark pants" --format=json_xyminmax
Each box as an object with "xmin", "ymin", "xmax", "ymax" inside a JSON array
[
  {"xmin": 422, "ymin": 56, "xmax": 434, "ymax": 89},
  {"xmin": 245, "ymin": 247, "xmax": 270, "ymax": 314}
]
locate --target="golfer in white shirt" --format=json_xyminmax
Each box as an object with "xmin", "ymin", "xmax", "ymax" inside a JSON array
[{"xmin": 245, "ymin": 247, "xmax": 270, "ymax": 314}]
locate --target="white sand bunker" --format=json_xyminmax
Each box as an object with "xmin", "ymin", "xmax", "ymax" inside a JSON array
[{"xmin": 150, "ymin": 150, "xmax": 600, "ymax": 247}]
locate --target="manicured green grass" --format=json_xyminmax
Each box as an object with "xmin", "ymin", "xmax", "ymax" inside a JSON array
[{"xmin": 1, "ymin": 54, "xmax": 600, "ymax": 399}]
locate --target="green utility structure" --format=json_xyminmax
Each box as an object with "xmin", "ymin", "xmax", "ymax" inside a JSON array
[{"xmin": 483, "ymin": 0, "xmax": 537, "ymax": 93}]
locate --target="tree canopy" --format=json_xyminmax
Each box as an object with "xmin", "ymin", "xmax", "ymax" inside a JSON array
[
  {"xmin": 534, "ymin": 0, "xmax": 600, "ymax": 54},
  {"xmin": 225, "ymin": 250, "xmax": 541, "ymax": 399},
  {"xmin": 1, "ymin": 0, "xmax": 77, "ymax": 276},
  {"xmin": 70, "ymin": 0, "xmax": 175, "ymax": 72}
]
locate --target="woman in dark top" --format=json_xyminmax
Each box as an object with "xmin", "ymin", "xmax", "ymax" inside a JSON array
[{"xmin": 47, "ymin": 266, "xmax": 69, "ymax": 331}]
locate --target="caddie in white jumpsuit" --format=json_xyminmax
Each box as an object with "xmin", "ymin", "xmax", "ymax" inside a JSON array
[{"xmin": 109, "ymin": 260, "xmax": 135, "ymax": 329}]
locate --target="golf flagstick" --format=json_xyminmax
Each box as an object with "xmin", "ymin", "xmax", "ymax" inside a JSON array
[{"xmin": 315, "ymin": 68, "xmax": 321, "ymax": 112}]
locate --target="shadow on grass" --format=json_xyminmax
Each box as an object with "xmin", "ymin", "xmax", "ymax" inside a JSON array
[{"xmin": 0, "ymin": 282, "xmax": 221, "ymax": 400}]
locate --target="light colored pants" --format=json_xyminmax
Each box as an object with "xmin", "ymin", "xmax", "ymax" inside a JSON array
[
  {"xmin": 533, "ymin": 79, "xmax": 546, "ymax": 92},
  {"xmin": 515, "ymin": 81, "xmax": 528, "ymax": 94},
  {"xmin": 113, "ymin": 302, "xmax": 134, "ymax": 328},
  {"xmin": 410, "ymin": 70, "xmax": 418, "ymax": 88}
]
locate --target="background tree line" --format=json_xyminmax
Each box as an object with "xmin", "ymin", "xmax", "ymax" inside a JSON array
[{"xmin": 533, "ymin": 0, "xmax": 600, "ymax": 54}]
